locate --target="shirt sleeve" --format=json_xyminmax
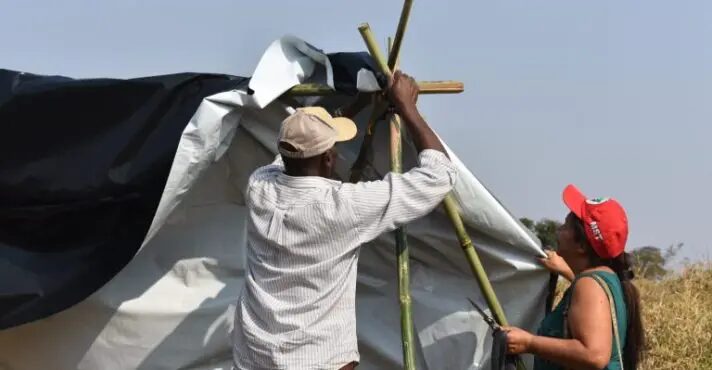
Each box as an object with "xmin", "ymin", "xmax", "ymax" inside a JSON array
[{"xmin": 346, "ymin": 149, "xmax": 457, "ymax": 244}]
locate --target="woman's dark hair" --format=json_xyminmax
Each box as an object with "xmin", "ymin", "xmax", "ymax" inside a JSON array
[{"xmin": 566, "ymin": 212, "xmax": 645, "ymax": 369}]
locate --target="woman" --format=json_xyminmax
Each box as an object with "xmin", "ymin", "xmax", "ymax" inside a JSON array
[{"xmin": 504, "ymin": 185, "xmax": 644, "ymax": 370}]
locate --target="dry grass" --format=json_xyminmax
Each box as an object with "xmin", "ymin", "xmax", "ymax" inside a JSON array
[
  {"xmin": 552, "ymin": 264, "xmax": 712, "ymax": 369},
  {"xmin": 637, "ymin": 263, "xmax": 712, "ymax": 370}
]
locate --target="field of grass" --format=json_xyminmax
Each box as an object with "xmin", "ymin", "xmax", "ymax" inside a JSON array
[
  {"xmin": 553, "ymin": 264, "xmax": 712, "ymax": 369},
  {"xmin": 637, "ymin": 264, "xmax": 712, "ymax": 370}
]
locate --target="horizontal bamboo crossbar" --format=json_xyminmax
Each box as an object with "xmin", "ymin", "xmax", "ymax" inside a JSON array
[
  {"xmin": 417, "ymin": 81, "xmax": 465, "ymax": 94},
  {"xmin": 285, "ymin": 81, "xmax": 464, "ymax": 96}
]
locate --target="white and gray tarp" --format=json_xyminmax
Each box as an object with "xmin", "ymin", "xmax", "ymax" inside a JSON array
[{"xmin": 0, "ymin": 36, "xmax": 548, "ymax": 370}]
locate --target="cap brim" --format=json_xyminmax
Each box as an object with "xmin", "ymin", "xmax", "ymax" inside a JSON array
[
  {"xmin": 563, "ymin": 184, "xmax": 586, "ymax": 218},
  {"xmin": 329, "ymin": 117, "xmax": 358, "ymax": 142}
]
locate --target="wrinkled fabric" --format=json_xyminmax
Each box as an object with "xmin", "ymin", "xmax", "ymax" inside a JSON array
[
  {"xmin": 0, "ymin": 69, "xmax": 244, "ymax": 329},
  {"xmin": 0, "ymin": 35, "xmax": 548, "ymax": 370}
]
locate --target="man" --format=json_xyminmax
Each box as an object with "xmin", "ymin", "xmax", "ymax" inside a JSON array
[{"xmin": 233, "ymin": 71, "xmax": 457, "ymax": 370}]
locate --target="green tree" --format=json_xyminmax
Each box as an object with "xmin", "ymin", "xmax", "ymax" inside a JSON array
[
  {"xmin": 632, "ymin": 243, "xmax": 683, "ymax": 279},
  {"xmin": 520, "ymin": 217, "xmax": 535, "ymax": 230},
  {"xmin": 631, "ymin": 246, "xmax": 666, "ymax": 279},
  {"xmin": 520, "ymin": 217, "xmax": 562, "ymax": 249}
]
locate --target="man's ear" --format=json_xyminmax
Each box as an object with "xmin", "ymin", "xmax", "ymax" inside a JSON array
[{"xmin": 322, "ymin": 149, "xmax": 334, "ymax": 167}]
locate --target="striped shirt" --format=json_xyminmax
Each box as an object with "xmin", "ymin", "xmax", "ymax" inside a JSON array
[{"xmin": 233, "ymin": 149, "xmax": 457, "ymax": 370}]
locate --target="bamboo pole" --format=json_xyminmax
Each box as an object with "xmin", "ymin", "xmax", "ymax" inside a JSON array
[
  {"xmin": 388, "ymin": 0, "xmax": 414, "ymax": 70},
  {"xmin": 359, "ymin": 14, "xmax": 510, "ymax": 327},
  {"xmin": 358, "ymin": 24, "xmax": 417, "ymax": 370},
  {"xmin": 442, "ymin": 196, "xmax": 527, "ymax": 370},
  {"xmin": 285, "ymin": 84, "xmax": 340, "ymax": 96},
  {"xmin": 369, "ymin": 23, "xmax": 507, "ymax": 327},
  {"xmin": 359, "ymin": 11, "xmax": 523, "ymax": 370},
  {"xmin": 285, "ymin": 81, "xmax": 464, "ymax": 96},
  {"xmin": 358, "ymin": 24, "xmax": 393, "ymax": 80},
  {"xmin": 388, "ymin": 36, "xmax": 417, "ymax": 370},
  {"xmin": 390, "ymin": 113, "xmax": 416, "ymax": 370},
  {"xmin": 442, "ymin": 195, "xmax": 508, "ymax": 324},
  {"xmin": 416, "ymin": 81, "xmax": 464, "ymax": 94}
]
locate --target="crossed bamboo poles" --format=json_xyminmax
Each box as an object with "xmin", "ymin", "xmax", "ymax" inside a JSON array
[{"xmin": 284, "ymin": 1, "xmax": 520, "ymax": 368}]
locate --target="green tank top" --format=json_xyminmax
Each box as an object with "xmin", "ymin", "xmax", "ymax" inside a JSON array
[{"xmin": 534, "ymin": 271, "xmax": 627, "ymax": 370}]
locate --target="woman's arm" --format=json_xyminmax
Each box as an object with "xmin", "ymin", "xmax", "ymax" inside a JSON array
[
  {"xmin": 505, "ymin": 277, "xmax": 613, "ymax": 370},
  {"xmin": 540, "ymin": 250, "xmax": 576, "ymax": 282}
]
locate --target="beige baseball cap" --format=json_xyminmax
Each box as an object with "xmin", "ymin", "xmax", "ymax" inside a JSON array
[{"xmin": 278, "ymin": 106, "xmax": 358, "ymax": 159}]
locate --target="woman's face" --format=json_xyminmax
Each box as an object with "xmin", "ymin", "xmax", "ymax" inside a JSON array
[{"xmin": 557, "ymin": 215, "xmax": 584, "ymax": 263}]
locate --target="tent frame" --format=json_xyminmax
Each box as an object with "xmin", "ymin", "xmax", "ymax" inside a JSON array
[{"xmin": 280, "ymin": 2, "xmax": 524, "ymax": 369}]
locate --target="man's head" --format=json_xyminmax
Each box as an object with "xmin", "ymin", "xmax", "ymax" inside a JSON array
[{"xmin": 278, "ymin": 107, "xmax": 357, "ymax": 178}]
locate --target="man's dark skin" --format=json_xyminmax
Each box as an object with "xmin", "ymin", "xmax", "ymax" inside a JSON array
[{"xmin": 282, "ymin": 70, "xmax": 449, "ymax": 182}]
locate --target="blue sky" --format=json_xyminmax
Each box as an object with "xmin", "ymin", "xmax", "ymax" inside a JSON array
[{"xmin": 2, "ymin": 1, "xmax": 710, "ymax": 263}]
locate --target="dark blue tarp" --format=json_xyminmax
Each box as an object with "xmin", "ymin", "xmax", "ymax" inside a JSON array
[
  {"xmin": 0, "ymin": 51, "xmax": 378, "ymax": 330},
  {"xmin": 0, "ymin": 70, "xmax": 246, "ymax": 329}
]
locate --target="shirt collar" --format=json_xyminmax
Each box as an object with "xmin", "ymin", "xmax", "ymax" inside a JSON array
[{"xmin": 276, "ymin": 172, "xmax": 342, "ymax": 188}]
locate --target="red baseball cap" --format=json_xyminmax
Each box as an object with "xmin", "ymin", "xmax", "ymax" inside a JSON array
[{"xmin": 562, "ymin": 184, "xmax": 629, "ymax": 259}]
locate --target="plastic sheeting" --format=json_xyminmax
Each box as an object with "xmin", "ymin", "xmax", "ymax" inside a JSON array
[
  {"xmin": 0, "ymin": 36, "xmax": 548, "ymax": 370},
  {"xmin": 0, "ymin": 69, "xmax": 244, "ymax": 329}
]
